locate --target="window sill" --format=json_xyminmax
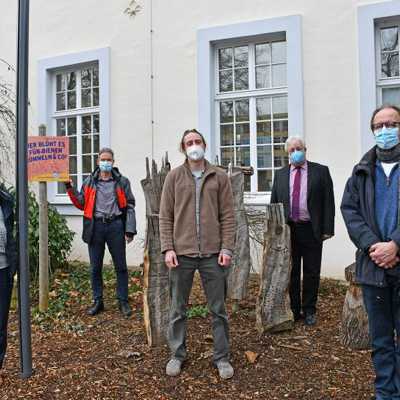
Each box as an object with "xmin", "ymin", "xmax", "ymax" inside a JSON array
[{"xmin": 244, "ymin": 192, "xmax": 271, "ymax": 205}]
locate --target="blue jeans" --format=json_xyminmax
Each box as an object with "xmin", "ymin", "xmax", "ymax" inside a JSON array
[
  {"xmin": 362, "ymin": 278, "xmax": 400, "ymax": 400},
  {"xmin": 88, "ymin": 218, "xmax": 128, "ymax": 302},
  {"xmin": 0, "ymin": 267, "xmax": 13, "ymax": 368}
]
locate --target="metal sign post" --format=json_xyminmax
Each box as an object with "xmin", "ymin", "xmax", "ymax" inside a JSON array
[{"xmin": 16, "ymin": 0, "xmax": 32, "ymax": 379}]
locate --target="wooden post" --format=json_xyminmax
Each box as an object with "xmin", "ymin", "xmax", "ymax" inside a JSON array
[
  {"xmin": 226, "ymin": 168, "xmax": 251, "ymax": 303},
  {"xmin": 38, "ymin": 124, "xmax": 49, "ymax": 312},
  {"xmin": 256, "ymin": 203, "xmax": 294, "ymax": 334},
  {"xmin": 341, "ymin": 262, "xmax": 370, "ymax": 349},
  {"xmin": 141, "ymin": 155, "xmax": 170, "ymax": 346}
]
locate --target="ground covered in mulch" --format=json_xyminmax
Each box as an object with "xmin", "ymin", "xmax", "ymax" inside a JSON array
[{"xmin": 0, "ymin": 264, "xmax": 373, "ymax": 400}]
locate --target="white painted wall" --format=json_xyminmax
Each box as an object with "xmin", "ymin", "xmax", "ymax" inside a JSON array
[{"xmin": 0, "ymin": 0, "xmax": 393, "ymax": 277}]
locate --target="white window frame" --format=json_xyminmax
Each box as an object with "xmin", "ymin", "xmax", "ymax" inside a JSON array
[
  {"xmin": 214, "ymin": 36, "xmax": 288, "ymax": 194},
  {"xmin": 37, "ymin": 48, "xmax": 110, "ymax": 215},
  {"xmin": 197, "ymin": 16, "xmax": 304, "ymax": 204},
  {"xmin": 358, "ymin": 1, "xmax": 400, "ymax": 153}
]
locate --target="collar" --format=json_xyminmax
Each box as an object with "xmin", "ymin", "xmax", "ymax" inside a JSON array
[{"xmin": 290, "ymin": 160, "xmax": 308, "ymax": 172}]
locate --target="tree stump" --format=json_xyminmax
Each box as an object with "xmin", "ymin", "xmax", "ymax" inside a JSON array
[
  {"xmin": 256, "ymin": 203, "xmax": 294, "ymax": 334},
  {"xmin": 341, "ymin": 262, "xmax": 370, "ymax": 349},
  {"xmin": 141, "ymin": 156, "xmax": 171, "ymax": 347},
  {"xmin": 226, "ymin": 169, "xmax": 251, "ymax": 302}
]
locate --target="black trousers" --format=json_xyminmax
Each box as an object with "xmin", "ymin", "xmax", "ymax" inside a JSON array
[
  {"xmin": 289, "ymin": 222, "xmax": 323, "ymax": 316},
  {"xmin": 0, "ymin": 267, "xmax": 13, "ymax": 368}
]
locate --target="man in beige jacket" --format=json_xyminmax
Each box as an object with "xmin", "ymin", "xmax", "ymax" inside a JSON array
[{"xmin": 159, "ymin": 129, "xmax": 235, "ymax": 379}]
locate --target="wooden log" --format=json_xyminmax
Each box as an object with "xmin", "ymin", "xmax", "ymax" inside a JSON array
[
  {"xmin": 226, "ymin": 169, "xmax": 251, "ymax": 302},
  {"xmin": 141, "ymin": 156, "xmax": 171, "ymax": 347},
  {"xmin": 341, "ymin": 262, "xmax": 370, "ymax": 350},
  {"xmin": 256, "ymin": 203, "xmax": 294, "ymax": 334}
]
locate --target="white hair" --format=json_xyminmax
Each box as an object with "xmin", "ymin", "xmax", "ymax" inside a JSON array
[{"xmin": 284, "ymin": 136, "xmax": 306, "ymax": 152}]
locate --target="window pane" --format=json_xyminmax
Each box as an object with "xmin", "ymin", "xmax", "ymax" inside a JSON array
[
  {"xmin": 255, "ymin": 43, "xmax": 270, "ymax": 65},
  {"xmin": 236, "ymin": 123, "xmax": 250, "ymax": 145},
  {"xmin": 220, "ymin": 125, "xmax": 234, "ymax": 146},
  {"xmin": 235, "ymin": 100, "xmax": 249, "ymax": 122},
  {"xmin": 244, "ymin": 175, "xmax": 251, "ymax": 192},
  {"xmin": 272, "ymin": 41, "xmax": 287, "ymax": 64},
  {"xmin": 67, "ymin": 91, "xmax": 76, "ymax": 109},
  {"xmin": 257, "ymin": 121, "xmax": 272, "ymax": 144},
  {"xmin": 273, "ymin": 97, "xmax": 288, "ymax": 119},
  {"xmin": 67, "ymin": 117, "xmax": 77, "ymax": 135},
  {"xmin": 67, "ymin": 72, "xmax": 76, "ymax": 90},
  {"xmin": 382, "ymin": 87, "xmax": 400, "ymax": 106},
  {"xmin": 82, "ymin": 89, "xmax": 92, "ymax": 107},
  {"xmin": 234, "ymin": 68, "xmax": 249, "ymax": 90},
  {"xmin": 234, "ymin": 46, "xmax": 248, "ymax": 68},
  {"xmin": 219, "ymin": 70, "xmax": 233, "ymax": 92},
  {"xmin": 256, "ymin": 66, "xmax": 270, "ymax": 88},
  {"xmin": 56, "ymin": 93, "xmax": 65, "ymax": 111},
  {"xmin": 93, "ymin": 136, "xmax": 100, "ymax": 153},
  {"xmin": 56, "ymin": 74, "xmax": 65, "ymax": 92},
  {"xmin": 273, "ymin": 120, "xmax": 289, "ymax": 144},
  {"xmin": 57, "ymin": 182, "xmax": 67, "ymax": 194},
  {"xmin": 82, "ymin": 69, "xmax": 92, "ymax": 88},
  {"xmin": 258, "ymin": 170, "xmax": 273, "ymax": 192},
  {"xmin": 93, "ymin": 114, "xmax": 100, "ymax": 133},
  {"xmin": 82, "ymin": 135, "xmax": 91, "ymax": 154},
  {"xmin": 69, "ymin": 137, "xmax": 77, "ymax": 155},
  {"xmin": 82, "ymin": 115, "xmax": 92, "ymax": 134},
  {"xmin": 236, "ymin": 146, "xmax": 250, "ymax": 166},
  {"xmin": 381, "ymin": 52, "xmax": 399, "ymax": 78},
  {"xmin": 220, "ymin": 101, "xmax": 234, "ymax": 123},
  {"xmin": 221, "ymin": 147, "xmax": 234, "ymax": 166},
  {"xmin": 274, "ymin": 145, "xmax": 288, "ymax": 168},
  {"xmin": 257, "ymin": 146, "xmax": 272, "ymax": 168},
  {"xmin": 56, "ymin": 118, "xmax": 66, "ymax": 136},
  {"xmin": 71, "ymin": 175, "xmax": 78, "ymax": 188},
  {"xmin": 93, "ymin": 68, "xmax": 99, "ymax": 86},
  {"xmin": 93, "ymin": 88, "xmax": 99, "ymax": 106},
  {"xmin": 83, "ymin": 155, "xmax": 92, "ymax": 173},
  {"xmin": 272, "ymin": 64, "xmax": 287, "ymax": 87},
  {"xmin": 257, "ymin": 98, "xmax": 271, "ymax": 120},
  {"xmin": 381, "ymin": 27, "xmax": 398, "ymax": 51},
  {"xmin": 219, "ymin": 48, "xmax": 233, "ymax": 69},
  {"xmin": 69, "ymin": 156, "xmax": 77, "ymax": 174},
  {"xmin": 92, "ymin": 154, "xmax": 98, "ymax": 167}
]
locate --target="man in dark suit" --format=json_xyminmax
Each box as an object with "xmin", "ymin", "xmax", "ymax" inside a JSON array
[{"xmin": 271, "ymin": 136, "xmax": 335, "ymax": 326}]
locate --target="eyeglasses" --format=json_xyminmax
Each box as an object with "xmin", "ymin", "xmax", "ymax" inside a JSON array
[{"xmin": 372, "ymin": 121, "xmax": 400, "ymax": 131}]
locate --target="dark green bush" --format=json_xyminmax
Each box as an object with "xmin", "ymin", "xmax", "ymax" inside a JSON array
[{"xmin": 27, "ymin": 190, "xmax": 75, "ymax": 279}]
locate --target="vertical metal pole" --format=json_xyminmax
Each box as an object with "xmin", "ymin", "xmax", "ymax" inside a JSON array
[
  {"xmin": 16, "ymin": 0, "xmax": 32, "ymax": 378},
  {"xmin": 38, "ymin": 125, "xmax": 49, "ymax": 312}
]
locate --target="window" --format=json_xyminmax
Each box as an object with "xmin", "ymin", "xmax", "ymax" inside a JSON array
[
  {"xmin": 215, "ymin": 38, "xmax": 288, "ymax": 192},
  {"xmin": 376, "ymin": 21, "xmax": 400, "ymax": 105},
  {"xmin": 53, "ymin": 66, "xmax": 100, "ymax": 194}
]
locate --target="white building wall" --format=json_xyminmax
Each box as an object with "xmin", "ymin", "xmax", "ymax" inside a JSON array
[{"xmin": 0, "ymin": 0, "xmax": 394, "ymax": 277}]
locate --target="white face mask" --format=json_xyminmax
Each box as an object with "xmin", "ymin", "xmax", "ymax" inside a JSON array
[{"xmin": 186, "ymin": 145, "xmax": 205, "ymax": 161}]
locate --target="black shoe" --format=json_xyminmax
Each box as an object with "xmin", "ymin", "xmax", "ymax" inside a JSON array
[
  {"xmin": 293, "ymin": 311, "xmax": 303, "ymax": 322},
  {"xmin": 119, "ymin": 301, "xmax": 132, "ymax": 318},
  {"xmin": 304, "ymin": 313, "xmax": 316, "ymax": 326},
  {"xmin": 87, "ymin": 300, "xmax": 104, "ymax": 316}
]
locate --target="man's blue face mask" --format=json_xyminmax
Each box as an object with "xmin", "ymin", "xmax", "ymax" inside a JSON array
[
  {"xmin": 99, "ymin": 160, "xmax": 113, "ymax": 172},
  {"xmin": 290, "ymin": 150, "xmax": 306, "ymax": 165},
  {"xmin": 375, "ymin": 126, "xmax": 400, "ymax": 150}
]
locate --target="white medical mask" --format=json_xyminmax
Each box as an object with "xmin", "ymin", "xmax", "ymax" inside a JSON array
[{"xmin": 186, "ymin": 145, "xmax": 205, "ymax": 161}]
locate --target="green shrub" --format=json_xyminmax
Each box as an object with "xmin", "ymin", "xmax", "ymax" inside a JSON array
[
  {"xmin": 187, "ymin": 304, "xmax": 209, "ymax": 319},
  {"xmin": 27, "ymin": 190, "xmax": 75, "ymax": 279}
]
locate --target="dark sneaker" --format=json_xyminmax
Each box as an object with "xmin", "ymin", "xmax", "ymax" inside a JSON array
[
  {"xmin": 166, "ymin": 358, "xmax": 182, "ymax": 377},
  {"xmin": 119, "ymin": 301, "xmax": 132, "ymax": 318},
  {"xmin": 304, "ymin": 313, "xmax": 316, "ymax": 326},
  {"xmin": 87, "ymin": 300, "xmax": 104, "ymax": 316},
  {"xmin": 216, "ymin": 360, "xmax": 234, "ymax": 380}
]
